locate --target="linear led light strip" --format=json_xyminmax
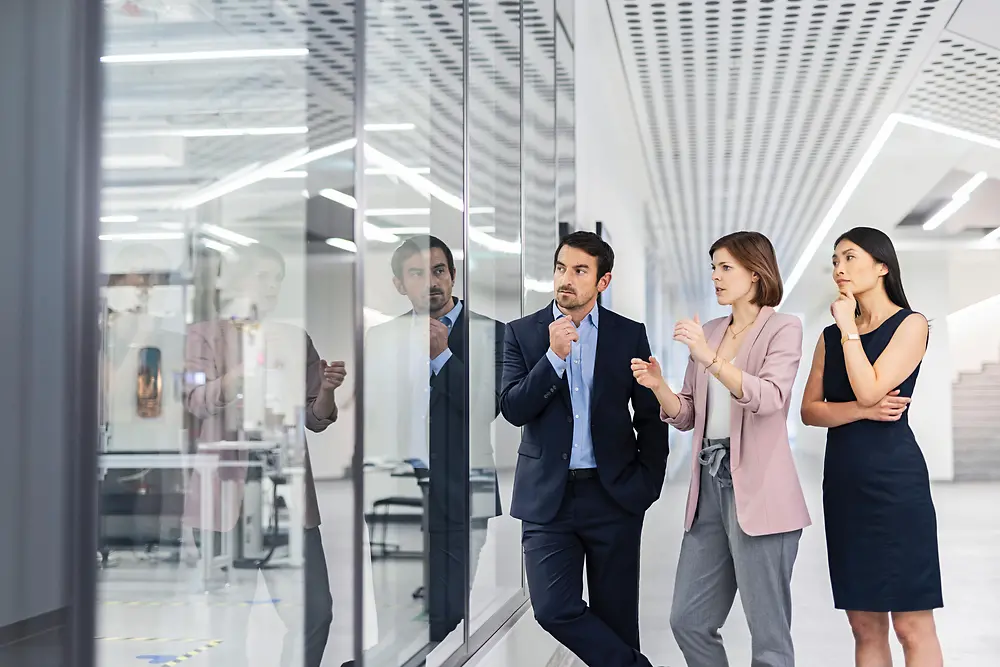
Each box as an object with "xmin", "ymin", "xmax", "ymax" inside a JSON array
[
  {"xmin": 922, "ymin": 171, "xmax": 988, "ymax": 231},
  {"xmin": 781, "ymin": 113, "xmax": 999, "ymax": 307},
  {"xmin": 107, "ymin": 124, "xmax": 413, "ymax": 139},
  {"xmin": 101, "ymin": 48, "xmax": 309, "ymax": 64}
]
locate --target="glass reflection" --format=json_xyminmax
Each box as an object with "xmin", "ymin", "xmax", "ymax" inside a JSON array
[{"xmin": 97, "ymin": 2, "xmax": 358, "ymax": 667}]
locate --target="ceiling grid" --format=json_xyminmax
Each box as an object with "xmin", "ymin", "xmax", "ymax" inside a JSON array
[{"xmin": 611, "ymin": 0, "xmax": 957, "ymax": 303}]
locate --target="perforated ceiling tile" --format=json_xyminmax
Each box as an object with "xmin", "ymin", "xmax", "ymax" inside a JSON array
[
  {"xmin": 610, "ymin": 0, "xmax": 953, "ymax": 301},
  {"xmin": 901, "ymin": 32, "xmax": 1000, "ymax": 140}
]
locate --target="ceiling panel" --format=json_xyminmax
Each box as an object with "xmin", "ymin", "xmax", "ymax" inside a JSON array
[{"xmin": 609, "ymin": 0, "xmax": 960, "ymax": 304}]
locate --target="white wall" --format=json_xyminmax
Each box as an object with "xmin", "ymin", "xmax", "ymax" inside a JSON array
[
  {"xmin": 946, "ymin": 249, "xmax": 1000, "ymax": 379},
  {"xmin": 575, "ymin": 0, "xmax": 660, "ymax": 324}
]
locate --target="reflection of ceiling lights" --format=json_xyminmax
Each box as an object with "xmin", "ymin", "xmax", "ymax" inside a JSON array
[
  {"xmin": 365, "ymin": 207, "xmax": 495, "ymax": 217},
  {"xmin": 201, "ymin": 239, "xmax": 232, "ymax": 254},
  {"xmin": 101, "ymin": 48, "xmax": 308, "ymax": 64},
  {"xmin": 326, "ymin": 238, "xmax": 357, "ymax": 252},
  {"xmin": 981, "ymin": 226, "xmax": 1000, "ymax": 246},
  {"xmin": 364, "ymin": 123, "xmax": 416, "ymax": 132},
  {"xmin": 366, "ymin": 166, "xmax": 430, "ymax": 176},
  {"xmin": 177, "ymin": 138, "xmax": 356, "ymax": 209},
  {"xmin": 101, "ymin": 215, "xmax": 138, "ymax": 223},
  {"xmin": 381, "ymin": 227, "xmax": 430, "ymax": 235},
  {"xmin": 922, "ymin": 171, "xmax": 988, "ymax": 231},
  {"xmin": 271, "ymin": 170, "xmax": 307, "ymax": 179},
  {"xmin": 99, "ymin": 232, "xmax": 185, "ymax": 242},
  {"xmin": 363, "ymin": 223, "xmax": 400, "ymax": 243},
  {"xmin": 200, "ymin": 224, "xmax": 258, "ymax": 247},
  {"xmin": 782, "ymin": 113, "xmax": 1000, "ymax": 307},
  {"xmin": 319, "ymin": 188, "xmax": 358, "ymax": 209},
  {"xmin": 107, "ymin": 126, "xmax": 307, "ymax": 139},
  {"xmin": 524, "ymin": 277, "xmax": 555, "ymax": 293}
]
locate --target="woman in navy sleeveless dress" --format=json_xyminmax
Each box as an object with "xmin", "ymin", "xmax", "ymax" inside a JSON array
[{"xmin": 801, "ymin": 227, "xmax": 943, "ymax": 666}]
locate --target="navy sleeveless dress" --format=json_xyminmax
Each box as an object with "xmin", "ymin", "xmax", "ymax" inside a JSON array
[{"xmin": 822, "ymin": 309, "xmax": 943, "ymax": 612}]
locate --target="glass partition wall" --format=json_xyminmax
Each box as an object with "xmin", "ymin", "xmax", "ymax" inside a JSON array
[{"xmin": 94, "ymin": 1, "xmax": 574, "ymax": 666}]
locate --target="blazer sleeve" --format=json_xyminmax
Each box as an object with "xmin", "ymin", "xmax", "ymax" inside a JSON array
[
  {"xmin": 184, "ymin": 324, "xmax": 229, "ymax": 419},
  {"xmin": 735, "ymin": 316, "xmax": 803, "ymax": 416},
  {"xmin": 661, "ymin": 354, "xmax": 698, "ymax": 432},
  {"xmin": 499, "ymin": 321, "xmax": 563, "ymax": 427},
  {"xmin": 305, "ymin": 333, "xmax": 337, "ymax": 432}
]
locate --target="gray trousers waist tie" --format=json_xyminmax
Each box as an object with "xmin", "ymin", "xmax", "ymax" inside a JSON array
[{"xmin": 697, "ymin": 437, "xmax": 732, "ymax": 487}]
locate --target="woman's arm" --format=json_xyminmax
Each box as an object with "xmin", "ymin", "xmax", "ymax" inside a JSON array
[
  {"xmin": 727, "ymin": 317, "xmax": 802, "ymax": 415},
  {"xmin": 842, "ymin": 313, "xmax": 928, "ymax": 408},
  {"xmin": 800, "ymin": 333, "xmax": 911, "ymax": 427}
]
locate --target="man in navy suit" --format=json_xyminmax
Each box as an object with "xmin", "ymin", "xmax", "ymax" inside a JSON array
[{"xmin": 501, "ymin": 231, "xmax": 668, "ymax": 667}]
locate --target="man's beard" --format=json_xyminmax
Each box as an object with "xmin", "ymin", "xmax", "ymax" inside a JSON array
[{"xmin": 556, "ymin": 289, "xmax": 588, "ymax": 309}]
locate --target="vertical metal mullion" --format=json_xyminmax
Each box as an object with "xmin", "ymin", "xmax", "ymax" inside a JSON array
[
  {"xmin": 517, "ymin": 0, "xmax": 527, "ymax": 592},
  {"xmin": 68, "ymin": 0, "xmax": 103, "ymax": 665},
  {"xmin": 461, "ymin": 0, "xmax": 473, "ymax": 649},
  {"xmin": 352, "ymin": 1, "xmax": 367, "ymax": 664}
]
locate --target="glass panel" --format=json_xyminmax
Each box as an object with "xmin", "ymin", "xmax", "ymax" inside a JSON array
[
  {"xmin": 466, "ymin": 0, "xmax": 524, "ymax": 638},
  {"xmin": 97, "ymin": 3, "xmax": 358, "ymax": 667},
  {"xmin": 523, "ymin": 0, "xmax": 559, "ymax": 312},
  {"xmin": 360, "ymin": 1, "xmax": 468, "ymax": 664}
]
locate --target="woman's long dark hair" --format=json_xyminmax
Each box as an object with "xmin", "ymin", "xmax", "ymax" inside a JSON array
[{"xmin": 835, "ymin": 227, "xmax": 912, "ymax": 311}]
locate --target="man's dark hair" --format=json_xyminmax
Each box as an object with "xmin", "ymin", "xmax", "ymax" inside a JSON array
[
  {"xmin": 554, "ymin": 231, "xmax": 614, "ymax": 278},
  {"xmin": 391, "ymin": 235, "xmax": 456, "ymax": 279}
]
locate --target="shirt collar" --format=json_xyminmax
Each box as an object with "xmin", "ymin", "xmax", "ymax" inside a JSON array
[
  {"xmin": 415, "ymin": 299, "xmax": 462, "ymax": 326},
  {"xmin": 552, "ymin": 301, "xmax": 599, "ymax": 328}
]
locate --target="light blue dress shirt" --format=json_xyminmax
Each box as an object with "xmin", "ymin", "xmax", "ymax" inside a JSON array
[
  {"xmin": 546, "ymin": 302, "xmax": 598, "ymax": 470},
  {"xmin": 408, "ymin": 301, "xmax": 462, "ymax": 469}
]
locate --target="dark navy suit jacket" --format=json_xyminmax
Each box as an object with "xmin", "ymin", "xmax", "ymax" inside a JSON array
[{"xmin": 500, "ymin": 302, "xmax": 669, "ymax": 525}]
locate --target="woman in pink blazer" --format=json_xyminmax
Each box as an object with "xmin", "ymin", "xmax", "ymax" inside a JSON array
[{"xmin": 632, "ymin": 231, "xmax": 810, "ymax": 667}]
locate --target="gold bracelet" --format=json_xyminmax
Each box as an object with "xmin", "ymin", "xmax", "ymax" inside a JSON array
[{"xmin": 709, "ymin": 357, "xmax": 723, "ymax": 377}]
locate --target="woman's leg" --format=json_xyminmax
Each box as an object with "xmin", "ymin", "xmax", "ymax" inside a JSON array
[
  {"xmin": 891, "ymin": 610, "xmax": 942, "ymax": 667},
  {"xmin": 846, "ymin": 611, "xmax": 892, "ymax": 667},
  {"xmin": 670, "ymin": 469, "xmax": 738, "ymax": 667}
]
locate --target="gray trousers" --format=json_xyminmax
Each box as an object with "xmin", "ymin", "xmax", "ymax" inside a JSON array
[{"xmin": 670, "ymin": 443, "xmax": 801, "ymax": 667}]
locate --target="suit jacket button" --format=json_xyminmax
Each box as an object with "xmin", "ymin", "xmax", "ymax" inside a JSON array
[
  {"xmin": 566, "ymin": 416, "xmax": 573, "ymax": 423},
  {"xmin": 561, "ymin": 453, "xmax": 568, "ymax": 460}
]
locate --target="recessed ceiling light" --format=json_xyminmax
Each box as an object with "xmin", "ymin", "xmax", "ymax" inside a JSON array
[{"xmin": 101, "ymin": 48, "xmax": 308, "ymax": 64}]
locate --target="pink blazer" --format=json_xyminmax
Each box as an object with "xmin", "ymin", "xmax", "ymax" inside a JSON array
[{"xmin": 662, "ymin": 306, "xmax": 811, "ymax": 537}]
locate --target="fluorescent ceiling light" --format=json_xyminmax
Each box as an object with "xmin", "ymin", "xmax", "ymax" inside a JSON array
[
  {"xmin": 381, "ymin": 226, "xmax": 430, "ymax": 235},
  {"xmin": 326, "ymin": 238, "xmax": 358, "ymax": 253},
  {"xmin": 981, "ymin": 226, "xmax": 1000, "ymax": 246},
  {"xmin": 270, "ymin": 170, "xmax": 308, "ymax": 179},
  {"xmin": 319, "ymin": 188, "xmax": 359, "ymax": 209},
  {"xmin": 177, "ymin": 137, "xmax": 356, "ymax": 209},
  {"xmin": 364, "ymin": 123, "xmax": 416, "ymax": 132},
  {"xmin": 101, "ymin": 215, "xmax": 138, "ymax": 223},
  {"xmin": 99, "ymin": 232, "xmax": 185, "ymax": 242},
  {"xmin": 107, "ymin": 126, "xmax": 307, "ymax": 139},
  {"xmin": 366, "ymin": 166, "xmax": 430, "ymax": 176},
  {"xmin": 366, "ymin": 207, "xmax": 430, "ymax": 217},
  {"xmin": 922, "ymin": 171, "xmax": 988, "ymax": 231},
  {"xmin": 469, "ymin": 207, "xmax": 496, "ymax": 215},
  {"xmin": 201, "ymin": 239, "xmax": 232, "ymax": 253},
  {"xmin": 101, "ymin": 48, "xmax": 308, "ymax": 64},
  {"xmin": 200, "ymin": 224, "xmax": 258, "ymax": 247},
  {"xmin": 363, "ymin": 223, "xmax": 400, "ymax": 244}
]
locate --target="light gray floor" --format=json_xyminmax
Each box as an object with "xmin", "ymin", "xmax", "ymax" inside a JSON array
[
  {"xmin": 634, "ymin": 447, "xmax": 1000, "ymax": 667},
  {"xmin": 93, "ymin": 451, "xmax": 1000, "ymax": 667}
]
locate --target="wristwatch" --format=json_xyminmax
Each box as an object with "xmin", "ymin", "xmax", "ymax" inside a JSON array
[{"xmin": 841, "ymin": 332, "xmax": 861, "ymax": 345}]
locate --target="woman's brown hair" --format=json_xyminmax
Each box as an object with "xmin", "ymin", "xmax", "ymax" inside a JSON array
[{"xmin": 709, "ymin": 231, "xmax": 783, "ymax": 307}]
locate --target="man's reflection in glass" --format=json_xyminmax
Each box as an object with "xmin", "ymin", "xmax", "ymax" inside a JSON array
[
  {"xmin": 182, "ymin": 244, "xmax": 342, "ymax": 667},
  {"xmin": 365, "ymin": 235, "xmax": 504, "ymax": 644}
]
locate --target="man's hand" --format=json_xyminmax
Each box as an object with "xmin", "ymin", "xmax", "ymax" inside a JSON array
[
  {"xmin": 320, "ymin": 360, "xmax": 347, "ymax": 392},
  {"xmin": 429, "ymin": 319, "xmax": 450, "ymax": 359},
  {"xmin": 549, "ymin": 317, "xmax": 579, "ymax": 360},
  {"xmin": 863, "ymin": 389, "xmax": 910, "ymax": 422}
]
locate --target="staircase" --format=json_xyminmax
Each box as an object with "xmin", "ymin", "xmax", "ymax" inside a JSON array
[{"xmin": 952, "ymin": 361, "xmax": 1000, "ymax": 481}]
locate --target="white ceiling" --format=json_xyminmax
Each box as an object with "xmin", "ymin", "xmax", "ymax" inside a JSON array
[{"xmin": 608, "ymin": 0, "xmax": 974, "ymax": 306}]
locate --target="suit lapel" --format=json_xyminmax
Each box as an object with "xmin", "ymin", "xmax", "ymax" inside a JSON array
[{"xmin": 733, "ymin": 306, "xmax": 775, "ymax": 370}]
